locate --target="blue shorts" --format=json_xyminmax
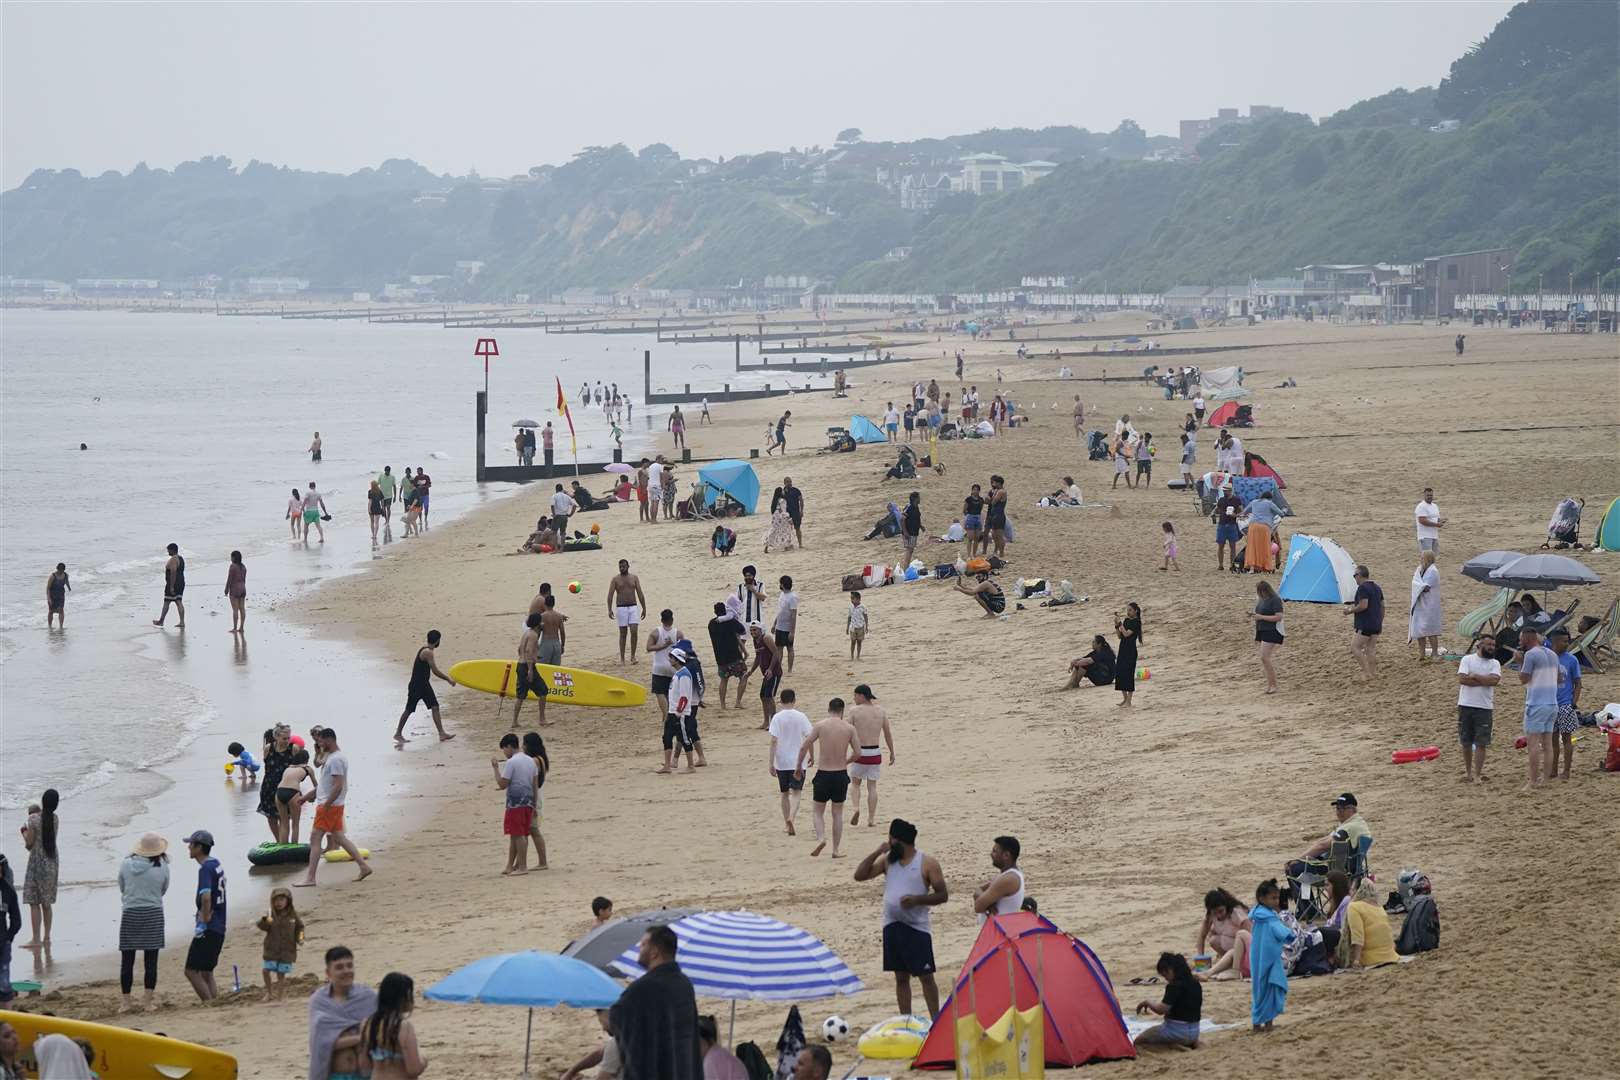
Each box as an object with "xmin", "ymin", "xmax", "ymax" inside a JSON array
[
  {"xmin": 263, "ymin": 960, "xmax": 294, "ymax": 975},
  {"xmin": 887, "ymin": 423, "xmax": 898, "ymax": 436},
  {"xmin": 963, "ymin": 514, "xmax": 982, "ymax": 531},
  {"xmin": 1216, "ymin": 522, "xmax": 1242, "ymax": 544},
  {"xmin": 1523, "ymin": 703, "xmax": 1557, "ymax": 735}
]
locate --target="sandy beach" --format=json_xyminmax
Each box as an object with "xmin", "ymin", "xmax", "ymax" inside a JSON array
[{"xmin": 19, "ymin": 315, "xmax": 1618, "ymax": 1078}]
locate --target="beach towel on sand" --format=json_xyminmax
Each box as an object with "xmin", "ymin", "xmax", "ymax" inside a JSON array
[{"xmin": 308, "ymin": 983, "xmax": 379, "ymax": 1080}]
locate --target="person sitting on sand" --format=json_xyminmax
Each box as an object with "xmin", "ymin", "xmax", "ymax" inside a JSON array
[
  {"xmin": 1049, "ymin": 477, "xmax": 1082, "ymax": 506},
  {"xmin": 710, "ymin": 525, "xmax": 736, "ymax": 558},
  {"xmin": 1134, "ymin": 952, "xmax": 1203, "ymax": 1049},
  {"xmin": 935, "ymin": 519, "xmax": 966, "ymax": 543},
  {"xmin": 1345, "ymin": 879, "xmax": 1398, "ymax": 969},
  {"xmin": 520, "ymin": 521, "xmax": 560, "ymax": 554},
  {"xmin": 955, "ymin": 567, "xmax": 1005, "ymax": 617},
  {"xmin": 571, "ymin": 481, "xmax": 608, "ymax": 512},
  {"xmin": 1064, "ymin": 635, "xmax": 1116, "ymax": 689},
  {"xmin": 1195, "ymin": 887, "xmax": 1251, "ymax": 980}
]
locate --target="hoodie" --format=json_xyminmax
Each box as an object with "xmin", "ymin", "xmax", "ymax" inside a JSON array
[
  {"xmin": 258, "ymin": 887, "xmax": 306, "ymax": 963},
  {"xmin": 117, "ymin": 854, "xmax": 171, "ymax": 911}
]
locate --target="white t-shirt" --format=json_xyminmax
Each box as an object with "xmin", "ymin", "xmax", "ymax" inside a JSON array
[
  {"xmin": 1457, "ymin": 654, "xmax": 1500, "ymax": 710},
  {"xmin": 500, "ymin": 753, "xmax": 539, "ymax": 807},
  {"xmin": 1194, "ymin": 396, "xmax": 1205, "ymax": 411},
  {"xmin": 768, "ymin": 709, "xmax": 813, "ymax": 771},
  {"xmin": 847, "ymin": 603, "xmax": 869, "ymax": 631},
  {"xmin": 774, "ymin": 592, "xmax": 799, "ymax": 633},
  {"xmin": 1067, "ymin": 484, "xmax": 1082, "ymax": 503},
  {"xmin": 551, "ymin": 491, "xmax": 577, "ymax": 516},
  {"xmin": 648, "ymin": 462, "xmax": 664, "ymax": 492},
  {"xmin": 649, "ymin": 625, "xmax": 681, "ymax": 676},
  {"xmin": 884, "ymin": 408, "xmax": 900, "ymax": 426},
  {"xmin": 317, "ymin": 751, "xmax": 350, "ymax": 807},
  {"xmin": 1415, "ymin": 501, "xmax": 1441, "ymax": 540}
]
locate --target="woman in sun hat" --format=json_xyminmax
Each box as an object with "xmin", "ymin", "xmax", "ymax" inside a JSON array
[{"xmin": 117, "ymin": 832, "xmax": 171, "ymax": 1013}]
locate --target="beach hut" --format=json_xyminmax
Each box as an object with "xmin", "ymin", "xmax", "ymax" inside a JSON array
[
  {"xmin": 1596, "ymin": 496, "xmax": 1620, "ymax": 552},
  {"xmin": 1279, "ymin": 534, "xmax": 1358, "ymax": 603},
  {"xmin": 912, "ymin": 911, "xmax": 1134, "ymax": 1069},
  {"xmin": 848, "ymin": 415, "xmax": 889, "ymax": 444},
  {"xmin": 698, "ymin": 459, "xmax": 760, "ymax": 514}
]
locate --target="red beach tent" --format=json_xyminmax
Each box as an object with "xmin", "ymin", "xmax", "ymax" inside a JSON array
[{"xmin": 912, "ymin": 912, "xmax": 1136, "ymax": 1069}]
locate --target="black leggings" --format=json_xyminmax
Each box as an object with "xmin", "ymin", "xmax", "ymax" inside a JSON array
[{"xmin": 120, "ymin": 948, "xmax": 159, "ymax": 993}]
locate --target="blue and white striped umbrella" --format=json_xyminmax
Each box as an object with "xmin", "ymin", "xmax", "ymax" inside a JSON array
[{"xmin": 611, "ymin": 910, "xmax": 863, "ymax": 1001}]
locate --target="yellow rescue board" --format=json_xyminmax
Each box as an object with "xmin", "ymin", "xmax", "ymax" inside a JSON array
[
  {"xmin": 449, "ymin": 660, "xmax": 647, "ymax": 708},
  {"xmin": 1, "ymin": 1008, "xmax": 237, "ymax": 1080}
]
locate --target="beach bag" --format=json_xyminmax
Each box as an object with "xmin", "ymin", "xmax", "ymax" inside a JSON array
[
  {"xmin": 1602, "ymin": 729, "xmax": 1620, "ymax": 772},
  {"xmin": 862, "ymin": 564, "xmax": 878, "ymax": 587},
  {"xmin": 1396, "ymin": 894, "xmax": 1440, "ymax": 955},
  {"xmin": 935, "ymin": 563, "xmax": 958, "ymax": 579},
  {"xmin": 841, "ymin": 574, "xmax": 864, "ymax": 593}
]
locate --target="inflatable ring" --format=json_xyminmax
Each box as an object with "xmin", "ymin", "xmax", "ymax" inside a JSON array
[{"xmin": 857, "ymin": 1014, "xmax": 930, "ymax": 1060}]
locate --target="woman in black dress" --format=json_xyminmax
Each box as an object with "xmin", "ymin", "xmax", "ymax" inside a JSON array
[
  {"xmin": 1066, "ymin": 634, "xmax": 1116, "ymax": 689},
  {"xmin": 1114, "ymin": 602, "xmax": 1143, "ymax": 707}
]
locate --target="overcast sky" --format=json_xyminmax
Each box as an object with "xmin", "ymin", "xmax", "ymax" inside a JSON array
[{"xmin": 2, "ymin": 1, "xmax": 1515, "ymax": 189}]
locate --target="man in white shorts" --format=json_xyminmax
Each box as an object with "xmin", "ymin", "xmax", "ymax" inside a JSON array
[
  {"xmin": 846, "ymin": 685, "xmax": 895, "ymax": 828},
  {"xmin": 606, "ymin": 559, "xmax": 647, "ymax": 664}
]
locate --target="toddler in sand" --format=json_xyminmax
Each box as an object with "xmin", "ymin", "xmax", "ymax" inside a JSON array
[
  {"xmin": 256, "ymin": 887, "xmax": 305, "ymax": 1000},
  {"xmin": 1160, "ymin": 522, "xmax": 1180, "ymax": 572}
]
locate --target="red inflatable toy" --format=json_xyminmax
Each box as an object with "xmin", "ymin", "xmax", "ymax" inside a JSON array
[{"xmin": 1390, "ymin": 745, "xmax": 1440, "ymax": 764}]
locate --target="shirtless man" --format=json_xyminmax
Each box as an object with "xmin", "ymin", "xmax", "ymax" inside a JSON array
[
  {"xmin": 607, "ymin": 560, "xmax": 647, "ymax": 663},
  {"xmin": 514, "ymin": 613, "xmax": 549, "ymax": 728},
  {"xmin": 846, "ymin": 685, "xmax": 895, "ymax": 828},
  {"xmin": 527, "ymin": 581, "xmax": 553, "ymax": 623},
  {"xmin": 539, "ymin": 593, "xmax": 567, "ymax": 666},
  {"xmin": 795, "ymin": 699, "xmax": 859, "ymax": 858}
]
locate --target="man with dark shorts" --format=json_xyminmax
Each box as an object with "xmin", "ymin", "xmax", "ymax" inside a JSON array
[
  {"xmin": 1456, "ymin": 636, "xmax": 1500, "ymax": 783},
  {"xmin": 774, "ymin": 575, "xmax": 799, "ymax": 673},
  {"xmin": 647, "ymin": 609, "xmax": 681, "ymax": 717},
  {"xmin": 853, "ymin": 818, "xmax": 948, "ymax": 1018},
  {"xmin": 395, "ymin": 629, "xmax": 456, "ymax": 744},
  {"xmin": 796, "ymin": 699, "xmax": 858, "ymax": 858},
  {"xmin": 707, "ymin": 601, "xmax": 749, "ymax": 709},
  {"xmin": 153, "ymin": 542, "xmax": 186, "ymax": 628},
  {"xmin": 749, "ymin": 623, "xmax": 782, "ymax": 730},
  {"xmin": 783, "ymin": 477, "xmax": 805, "ymax": 548},
  {"xmin": 514, "ymin": 613, "xmax": 549, "ymax": 729},
  {"xmin": 768, "ymin": 689, "xmax": 812, "ymax": 835},
  {"xmin": 1344, "ymin": 565, "xmax": 1384, "ymax": 678},
  {"xmin": 1213, "ymin": 485, "xmax": 1243, "ymax": 571},
  {"xmin": 182, "ymin": 829, "xmax": 225, "ymax": 1002}
]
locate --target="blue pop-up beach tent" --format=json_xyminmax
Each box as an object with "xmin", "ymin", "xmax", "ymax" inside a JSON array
[
  {"xmin": 848, "ymin": 415, "xmax": 888, "ymax": 444},
  {"xmin": 1279, "ymin": 534, "xmax": 1358, "ymax": 603},
  {"xmin": 699, "ymin": 459, "xmax": 760, "ymax": 514}
]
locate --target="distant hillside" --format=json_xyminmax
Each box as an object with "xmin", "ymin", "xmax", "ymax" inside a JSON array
[
  {"xmin": 3, "ymin": 1, "xmax": 1614, "ymax": 295},
  {"xmin": 843, "ymin": 0, "xmax": 1618, "ymax": 292}
]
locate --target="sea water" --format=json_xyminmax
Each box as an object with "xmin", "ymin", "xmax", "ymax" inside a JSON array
[{"xmin": 0, "ymin": 308, "xmax": 764, "ymax": 971}]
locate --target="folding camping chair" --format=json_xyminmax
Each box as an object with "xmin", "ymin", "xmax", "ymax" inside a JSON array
[
  {"xmin": 1570, "ymin": 597, "xmax": 1618, "ymax": 672},
  {"xmin": 1294, "ymin": 836, "xmax": 1372, "ymax": 923},
  {"xmin": 1458, "ymin": 587, "xmax": 1513, "ymax": 645}
]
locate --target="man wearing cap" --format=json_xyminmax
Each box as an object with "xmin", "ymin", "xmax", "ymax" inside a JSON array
[
  {"xmin": 658, "ymin": 647, "xmax": 698, "ymax": 775},
  {"xmin": 182, "ymin": 829, "xmax": 226, "ymax": 1002},
  {"xmin": 1285, "ymin": 795, "xmax": 1371, "ymax": 907},
  {"xmin": 846, "ymin": 685, "xmax": 895, "ymax": 829},
  {"xmin": 853, "ymin": 819, "xmax": 948, "ymax": 1018}
]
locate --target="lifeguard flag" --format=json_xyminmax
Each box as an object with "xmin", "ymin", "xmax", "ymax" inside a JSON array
[{"xmin": 554, "ymin": 376, "xmax": 577, "ymax": 455}]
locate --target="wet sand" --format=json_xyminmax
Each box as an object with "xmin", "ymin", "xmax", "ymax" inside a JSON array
[{"xmin": 22, "ymin": 316, "xmax": 1618, "ymax": 1078}]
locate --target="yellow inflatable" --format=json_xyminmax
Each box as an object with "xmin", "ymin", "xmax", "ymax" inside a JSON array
[{"xmin": 857, "ymin": 1014, "xmax": 931, "ymax": 1060}]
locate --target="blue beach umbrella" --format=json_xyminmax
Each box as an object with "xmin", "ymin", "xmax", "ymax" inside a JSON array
[
  {"xmin": 426, "ymin": 950, "xmax": 622, "ymax": 1076},
  {"xmin": 611, "ymin": 910, "xmax": 862, "ymax": 1044}
]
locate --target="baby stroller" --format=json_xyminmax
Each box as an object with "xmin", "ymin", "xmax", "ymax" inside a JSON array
[
  {"xmin": 1543, "ymin": 497, "xmax": 1584, "ymax": 549},
  {"xmin": 1085, "ymin": 430, "xmax": 1110, "ymax": 461},
  {"xmin": 885, "ymin": 446, "xmax": 918, "ymax": 480}
]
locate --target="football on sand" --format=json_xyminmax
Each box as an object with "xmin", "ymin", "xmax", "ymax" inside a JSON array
[{"xmin": 822, "ymin": 1015, "xmax": 849, "ymax": 1042}]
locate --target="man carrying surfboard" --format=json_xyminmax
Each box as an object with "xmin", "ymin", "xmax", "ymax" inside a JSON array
[{"xmin": 608, "ymin": 560, "xmax": 647, "ymax": 664}]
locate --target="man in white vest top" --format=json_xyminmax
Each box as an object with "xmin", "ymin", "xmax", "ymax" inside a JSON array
[
  {"xmin": 971, "ymin": 836, "xmax": 1026, "ymax": 923},
  {"xmin": 853, "ymin": 818, "xmax": 948, "ymax": 1018}
]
